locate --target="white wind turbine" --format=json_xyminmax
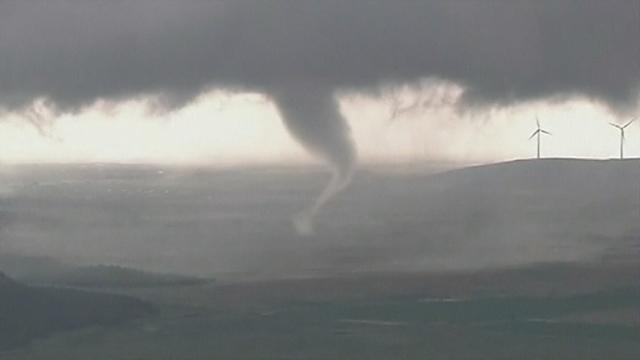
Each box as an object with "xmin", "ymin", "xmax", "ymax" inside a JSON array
[
  {"xmin": 529, "ymin": 117, "xmax": 552, "ymax": 159},
  {"xmin": 609, "ymin": 119, "xmax": 635, "ymax": 159}
]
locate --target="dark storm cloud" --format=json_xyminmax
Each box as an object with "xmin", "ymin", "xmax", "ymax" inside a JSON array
[{"xmin": 1, "ymin": 0, "xmax": 639, "ymax": 111}]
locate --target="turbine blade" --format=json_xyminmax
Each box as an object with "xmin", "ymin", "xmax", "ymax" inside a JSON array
[
  {"xmin": 541, "ymin": 130, "xmax": 552, "ymax": 135},
  {"xmin": 536, "ymin": 117, "xmax": 540, "ymax": 129},
  {"xmin": 623, "ymin": 119, "xmax": 636, "ymax": 128},
  {"xmin": 529, "ymin": 130, "xmax": 539, "ymax": 140}
]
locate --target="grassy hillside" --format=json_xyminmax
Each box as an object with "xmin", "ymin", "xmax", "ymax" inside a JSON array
[
  {"xmin": 3, "ymin": 262, "xmax": 640, "ymax": 360},
  {"xmin": 0, "ymin": 255, "xmax": 212, "ymax": 288},
  {"xmin": 46, "ymin": 265, "xmax": 212, "ymax": 288},
  {"xmin": 0, "ymin": 272, "xmax": 153, "ymax": 350}
]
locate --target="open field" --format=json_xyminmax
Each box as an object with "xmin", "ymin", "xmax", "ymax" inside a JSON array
[
  {"xmin": 1, "ymin": 159, "xmax": 640, "ymax": 358},
  {"xmin": 1, "ymin": 159, "xmax": 639, "ymax": 277},
  {"xmin": 0, "ymin": 272, "xmax": 153, "ymax": 351},
  {"xmin": 2, "ymin": 261, "xmax": 640, "ymax": 360}
]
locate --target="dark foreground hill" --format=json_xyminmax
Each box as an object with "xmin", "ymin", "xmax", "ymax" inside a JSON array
[
  {"xmin": 0, "ymin": 272, "xmax": 153, "ymax": 350},
  {"xmin": 0, "ymin": 255, "xmax": 212, "ymax": 288},
  {"xmin": 48, "ymin": 265, "xmax": 212, "ymax": 288}
]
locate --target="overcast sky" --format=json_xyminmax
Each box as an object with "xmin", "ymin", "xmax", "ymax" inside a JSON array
[{"xmin": 0, "ymin": 1, "xmax": 639, "ymax": 165}]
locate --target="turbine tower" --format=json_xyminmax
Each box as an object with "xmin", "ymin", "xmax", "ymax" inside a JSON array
[
  {"xmin": 529, "ymin": 117, "xmax": 551, "ymax": 159},
  {"xmin": 609, "ymin": 119, "xmax": 635, "ymax": 159}
]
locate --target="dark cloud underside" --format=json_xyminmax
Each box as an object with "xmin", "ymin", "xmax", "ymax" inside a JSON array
[{"xmin": 0, "ymin": 0, "xmax": 638, "ymax": 111}]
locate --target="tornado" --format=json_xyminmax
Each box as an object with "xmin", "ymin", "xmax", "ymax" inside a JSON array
[{"xmin": 271, "ymin": 87, "xmax": 357, "ymax": 235}]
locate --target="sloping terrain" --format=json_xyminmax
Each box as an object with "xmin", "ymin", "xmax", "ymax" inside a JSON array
[
  {"xmin": 269, "ymin": 158, "xmax": 640, "ymax": 274},
  {"xmin": 1, "ymin": 160, "xmax": 639, "ymax": 358},
  {"xmin": 1, "ymin": 159, "xmax": 638, "ymax": 276},
  {"xmin": 3, "ymin": 262, "xmax": 640, "ymax": 360},
  {"xmin": 0, "ymin": 254, "xmax": 211, "ymax": 288},
  {"xmin": 0, "ymin": 272, "xmax": 153, "ymax": 350}
]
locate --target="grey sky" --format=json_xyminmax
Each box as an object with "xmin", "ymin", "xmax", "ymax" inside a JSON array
[{"xmin": 1, "ymin": 0, "xmax": 639, "ymax": 112}]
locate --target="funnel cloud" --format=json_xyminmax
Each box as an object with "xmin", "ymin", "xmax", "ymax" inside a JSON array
[{"xmin": 271, "ymin": 87, "xmax": 356, "ymax": 234}]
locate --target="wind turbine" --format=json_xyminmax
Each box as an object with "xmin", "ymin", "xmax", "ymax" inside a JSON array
[
  {"xmin": 609, "ymin": 119, "xmax": 635, "ymax": 159},
  {"xmin": 529, "ymin": 117, "xmax": 552, "ymax": 159}
]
